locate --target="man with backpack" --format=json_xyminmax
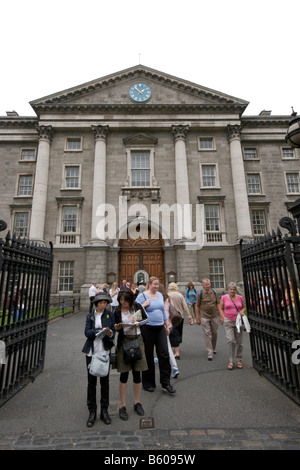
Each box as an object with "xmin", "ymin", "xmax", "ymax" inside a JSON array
[{"xmin": 195, "ymin": 278, "xmax": 222, "ymax": 361}]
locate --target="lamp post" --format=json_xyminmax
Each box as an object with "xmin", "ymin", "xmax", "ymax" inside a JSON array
[{"xmin": 285, "ymin": 108, "xmax": 300, "ymax": 148}]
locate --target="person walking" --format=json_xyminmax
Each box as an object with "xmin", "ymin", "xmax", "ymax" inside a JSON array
[
  {"xmin": 88, "ymin": 282, "xmax": 98, "ymax": 313},
  {"xmin": 114, "ymin": 289, "xmax": 148, "ymax": 421},
  {"xmin": 109, "ymin": 282, "xmax": 119, "ymax": 313},
  {"xmin": 185, "ymin": 282, "xmax": 198, "ymax": 324},
  {"xmin": 136, "ymin": 276, "xmax": 176, "ymax": 395},
  {"xmin": 82, "ymin": 292, "xmax": 115, "ymax": 428},
  {"xmin": 168, "ymin": 282, "xmax": 193, "ymax": 359},
  {"xmin": 219, "ymin": 282, "xmax": 246, "ymax": 370},
  {"xmin": 195, "ymin": 278, "xmax": 222, "ymax": 361}
]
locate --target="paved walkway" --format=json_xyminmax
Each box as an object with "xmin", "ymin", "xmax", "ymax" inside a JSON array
[{"xmin": 1, "ymin": 311, "xmax": 300, "ymax": 451}]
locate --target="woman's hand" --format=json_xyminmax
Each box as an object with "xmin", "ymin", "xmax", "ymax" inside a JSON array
[
  {"xmin": 114, "ymin": 323, "xmax": 123, "ymax": 331},
  {"xmin": 143, "ymin": 299, "xmax": 151, "ymax": 308}
]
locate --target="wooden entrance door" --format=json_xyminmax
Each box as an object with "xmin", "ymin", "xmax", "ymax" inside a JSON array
[{"xmin": 119, "ymin": 230, "xmax": 164, "ymax": 284}]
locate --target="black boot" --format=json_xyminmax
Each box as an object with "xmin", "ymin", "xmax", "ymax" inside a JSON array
[
  {"xmin": 87, "ymin": 410, "xmax": 96, "ymax": 428},
  {"xmin": 100, "ymin": 408, "xmax": 111, "ymax": 425}
]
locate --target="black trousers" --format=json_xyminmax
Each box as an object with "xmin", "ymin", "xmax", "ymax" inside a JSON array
[
  {"xmin": 142, "ymin": 325, "xmax": 171, "ymax": 389},
  {"xmin": 86, "ymin": 356, "xmax": 109, "ymax": 411}
]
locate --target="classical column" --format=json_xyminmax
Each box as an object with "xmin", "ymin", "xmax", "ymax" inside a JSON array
[
  {"xmin": 29, "ymin": 125, "xmax": 53, "ymax": 244},
  {"xmin": 227, "ymin": 124, "xmax": 253, "ymax": 241},
  {"xmin": 90, "ymin": 125, "xmax": 109, "ymax": 244}
]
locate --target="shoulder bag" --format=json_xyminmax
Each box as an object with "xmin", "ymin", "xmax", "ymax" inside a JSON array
[
  {"xmin": 123, "ymin": 336, "xmax": 142, "ymax": 363},
  {"xmin": 89, "ymin": 352, "xmax": 110, "ymax": 377},
  {"xmin": 169, "ymin": 302, "xmax": 182, "ymax": 327}
]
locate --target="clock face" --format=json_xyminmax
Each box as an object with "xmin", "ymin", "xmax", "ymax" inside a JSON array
[{"xmin": 128, "ymin": 83, "xmax": 152, "ymax": 103}]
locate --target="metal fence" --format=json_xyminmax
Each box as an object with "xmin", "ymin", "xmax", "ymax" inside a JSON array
[
  {"xmin": 0, "ymin": 224, "xmax": 53, "ymax": 406},
  {"xmin": 240, "ymin": 201, "xmax": 300, "ymax": 405}
]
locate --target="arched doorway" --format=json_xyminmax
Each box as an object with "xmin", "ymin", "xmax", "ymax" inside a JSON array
[{"xmin": 118, "ymin": 226, "xmax": 165, "ymax": 285}]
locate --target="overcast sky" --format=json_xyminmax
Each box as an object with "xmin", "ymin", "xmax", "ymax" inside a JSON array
[{"xmin": 1, "ymin": 0, "xmax": 299, "ymax": 118}]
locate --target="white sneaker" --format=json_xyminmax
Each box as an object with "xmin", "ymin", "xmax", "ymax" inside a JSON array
[{"xmin": 172, "ymin": 368, "xmax": 179, "ymax": 378}]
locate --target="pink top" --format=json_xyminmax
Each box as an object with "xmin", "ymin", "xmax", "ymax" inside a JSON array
[{"xmin": 221, "ymin": 294, "xmax": 244, "ymax": 321}]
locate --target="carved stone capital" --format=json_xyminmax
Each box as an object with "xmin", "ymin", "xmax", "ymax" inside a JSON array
[
  {"xmin": 227, "ymin": 124, "xmax": 242, "ymax": 143},
  {"xmin": 171, "ymin": 124, "xmax": 190, "ymax": 142},
  {"xmin": 92, "ymin": 125, "xmax": 109, "ymax": 142},
  {"xmin": 36, "ymin": 125, "xmax": 53, "ymax": 143}
]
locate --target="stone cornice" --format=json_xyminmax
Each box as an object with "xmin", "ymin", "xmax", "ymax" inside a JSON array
[
  {"xmin": 0, "ymin": 117, "xmax": 37, "ymax": 127},
  {"xmin": 241, "ymin": 116, "xmax": 290, "ymax": 128}
]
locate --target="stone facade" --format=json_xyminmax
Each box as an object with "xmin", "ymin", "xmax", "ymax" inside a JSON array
[{"xmin": 0, "ymin": 65, "xmax": 298, "ymax": 304}]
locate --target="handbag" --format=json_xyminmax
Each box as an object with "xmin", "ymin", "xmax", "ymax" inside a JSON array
[
  {"xmin": 123, "ymin": 338, "xmax": 142, "ymax": 363},
  {"xmin": 169, "ymin": 302, "xmax": 182, "ymax": 327},
  {"xmin": 89, "ymin": 352, "xmax": 110, "ymax": 377}
]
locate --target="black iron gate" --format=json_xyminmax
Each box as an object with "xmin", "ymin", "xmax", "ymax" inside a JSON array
[
  {"xmin": 0, "ymin": 223, "xmax": 53, "ymax": 406},
  {"xmin": 240, "ymin": 201, "xmax": 300, "ymax": 405}
]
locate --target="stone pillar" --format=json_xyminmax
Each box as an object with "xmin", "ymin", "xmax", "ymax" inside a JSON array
[
  {"xmin": 29, "ymin": 125, "xmax": 53, "ymax": 243},
  {"xmin": 171, "ymin": 125, "xmax": 190, "ymax": 206},
  {"xmin": 90, "ymin": 125, "xmax": 109, "ymax": 244},
  {"xmin": 227, "ymin": 124, "xmax": 252, "ymax": 241}
]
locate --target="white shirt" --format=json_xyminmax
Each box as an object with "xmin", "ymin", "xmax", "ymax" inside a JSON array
[
  {"xmin": 109, "ymin": 288, "xmax": 119, "ymax": 307},
  {"xmin": 88, "ymin": 311, "xmax": 109, "ymax": 357},
  {"xmin": 89, "ymin": 285, "xmax": 97, "ymax": 297}
]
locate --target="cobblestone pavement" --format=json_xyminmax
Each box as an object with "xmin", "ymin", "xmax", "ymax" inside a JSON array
[
  {"xmin": 1, "ymin": 311, "xmax": 300, "ymax": 452},
  {"xmin": 1, "ymin": 426, "xmax": 300, "ymax": 450}
]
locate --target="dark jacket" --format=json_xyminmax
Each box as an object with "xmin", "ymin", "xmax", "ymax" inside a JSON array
[
  {"xmin": 114, "ymin": 302, "xmax": 148, "ymax": 349},
  {"xmin": 82, "ymin": 308, "xmax": 115, "ymax": 354}
]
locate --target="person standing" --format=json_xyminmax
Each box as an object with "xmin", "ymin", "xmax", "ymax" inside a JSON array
[
  {"xmin": 136, "ymin": 276, "xmax": 176, "ymax": 395},
  {"xmin": 82, "ymin": 292, "xmax": 115, "ymax": 428},
  {"xmin": 109, "ymin": 282, "xmax": 119, "ymax": 313},
  {"xmin": 88, "ymin": 282, "xmax": 98, "ymax": 313},
  {"xmin": 114, "ymin": 290, "xmax": 148, "ymax": 421},
  {"xmin": 219, "ymin": 282, "xmax": 246, "ymax": 370},
  {"xmin": 196, "ymin": 278, "xmax": 221, "ymax": 361}
]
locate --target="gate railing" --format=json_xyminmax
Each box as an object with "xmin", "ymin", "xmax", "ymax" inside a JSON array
[
  {"xmin": 240, "ymin": 200, "xmax": 300, "ymax": 405},
  {"xmin": 0, "ymin": 224, "xmax": 53, "ymax": 406}
]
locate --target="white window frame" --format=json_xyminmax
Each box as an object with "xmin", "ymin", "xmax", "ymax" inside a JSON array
[
  {"xmin": 209, "ymin": 258, "xmax": 225, "ymax": 289},
  {"xmin": 285, "ymin": 172, "xmax": 300, "ymax": 195},
  {"xmin": 247, "ymin": 172, "xmax": 263, "ymax": 195},
  {"xmin": 64, "ymin": 137, "xmax": 83, "ymax": 152},
  {"xmin": 243, "ymin": 147, "xmax": 258, "ymax": 160},
  {"xmin": 198, "ymin": 137, "xmax": 216, "ymax": 151},
  {"xmin": 281, "ymin": 147, "xmax": 296, "ymax": 160},
  {"xmin": 62, "ymin": 164, "xmax": 81, "ymax": 190},
  {"xmin": 20, "ymin": 148, "xmax": 37, "ymax": 161},
  {"xmin": 251, "ymin": 209, "xmax": 267, "ymax": 236},
  {"xmin": 13, "ymin": 211, "xmax": 30, "ymax": 238},
  {"xmin": 58, "ymin": 260, "xmax": 74, "ymax": 293},
  {"xmin": 16, "ymin": 174, "xmax": 34, "ymax": 197},
  {"xmin": 200, "ymin": 163, "xmax": 220, "ymax": 189},
  {"xmin": 125, "ymin": 146, "xmax": 155, "ymax": 187}
]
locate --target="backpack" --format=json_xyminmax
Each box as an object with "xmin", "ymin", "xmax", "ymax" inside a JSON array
[{"xmin": 200, "ymin": 289, "xmax": 216, "ymax": 299}]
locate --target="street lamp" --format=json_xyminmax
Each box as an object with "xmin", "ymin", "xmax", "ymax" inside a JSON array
[{"xmin": 285, "ymin": 108, "xmax": 300, "ymax": 148}]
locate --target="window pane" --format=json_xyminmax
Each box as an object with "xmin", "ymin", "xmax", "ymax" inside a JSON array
[
  {"xmin": 286, "ymin": 173, "xmax": 299, "ymax": 193},
  {"xmin": 21, "ymin": 149, "xmax": 36, "ymax": 160},
  {"xmin": 200, "ymin": 138, "xmax": 213, "ymax": 149},
  {"xmin": 59, "ymin": 261, "xmax": 74, "ymax": 291},
  {"xmin": 131, "ymin": 151, "xmax": 150, "ymax": 186},
  {"xmin": 18, "ymin": 175, "xmax": 33, "ymax": 195},
  {"xmin": 247, "ymin": 174, "xmax": 261, "ymax": 193},
  {"xmin": 244, "ymin": 148, "xmax": 257, "ymax": 159},
  {"xmin": 65, "ymin": 166, "xmax": 79, "ymax": 188},
  {"xmin": 66, "ymin": 138, "xmax": 81, "ymax": 150},
  {"xmin": 14, "ymin": 212, "xmax": 29, "ymax": 237},
  {"xmin": 202, "ymin": 165, "xmax": 216, "ymax": 186},
  {"xmin": 205, "ymin": 204, "xmax": 219, "ymax": 231},
  {"xmin": 282, "ymin": 148, "xmax": 294, "ymax": 159},
  {"xmin": 251, "ymin": 210, "xmax": 266, "ymax": 235},
  {"xmin": 62, "ymin": 207, "xmax": 77, "ymax": 232},
  {"xmin": 209, "ymin": 259, "xmax": 225, "ymax": 289}
]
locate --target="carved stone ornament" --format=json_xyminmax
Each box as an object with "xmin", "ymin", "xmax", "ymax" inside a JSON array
[
  {"xmin": 36, "ymin": 125, "xmax": 53, "ymax": 143},
  {"xmin": 227, "ymin": 124, "xmax": 242, "ymax": 143},
  {"xmin": 91, "ymin": 125, "xmax": 109, "ymax": 142},
  {"xmin": 171, "ymin": 124, "xmax": 190, "ymax": 142}
]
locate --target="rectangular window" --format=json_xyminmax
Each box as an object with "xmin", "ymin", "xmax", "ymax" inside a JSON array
[
  {"xmin": 244, "ymin": 148, "xmax": 257, "ymax": 160},
  {"xmin": 286, "ymin": 173, "xmax": 300, "ymax": 193},
  {"xmin": 202, "ymin": 165, "xmax": 216, "ymax": 187},
  {"xmin": 62, "ymin": 206, "xmax": 77, "ymax": 232},
  {"xmin": 18, "ymin": 175, "xmax": 33, "ymax": 196},
  {"xmin": 58, "ymin": 261, "xmax": 74, "ymax": 291},
  {"xmin": 65, "ymin": 166, "xmax": 80, "ymax": 188},
  {"xmin": 131, "ymin": 150, "xmax": 150, "ymax": 186},
  {"xmin": 199, "ymin": 137, "xmax": 214, "ymax": 150},
  {"xmin": 247, "ymin": 173, "xmax": 261, "ymax": 194},
  {"xmin": 251, "ymin": 210, "xmax": 266, "ymax": 236},
  {"xmin": 21, "ymin": 148, "xmax": 36, "ymax": 161},
  {"xmin": 209, "ymin": 259, "xmax": 225, "ymax": 289},
  {"xmin": 282, "ymin": 147, "xmax": 295, "ymax": 159},
  {"xmin": 65, "ymin": 137, "xmax": 82, "ymax": 151},
  {"xmin": 14, "ymin": 212, "xmax": 29, "ymax": 237},
  {"xmin": 205, "ymin": 204, "xmax": 220, "ymax": 231}
]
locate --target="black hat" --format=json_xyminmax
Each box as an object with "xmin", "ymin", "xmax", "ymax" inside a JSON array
[{"xmin": 92, "ymin": 292, "xmax": 112, "ymax": 304}]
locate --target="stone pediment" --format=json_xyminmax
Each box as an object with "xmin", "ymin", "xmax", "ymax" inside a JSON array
[
  {"xmin": 123, "ymin": 134, "xmax": 158, "ymax": 146},
  {"xmin": 30, "ymin": 65, "xmax": 249, "ymax": 114}
]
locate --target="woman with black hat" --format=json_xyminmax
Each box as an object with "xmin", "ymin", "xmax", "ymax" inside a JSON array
[{"xmin": 82, "ymin": 292, "xmax": 115, "ymax": 428}]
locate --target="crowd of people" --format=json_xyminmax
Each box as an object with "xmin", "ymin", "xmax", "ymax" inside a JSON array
[{"xmin": 83, "ymin": 277, "xmax": 248, "ymax": 428}]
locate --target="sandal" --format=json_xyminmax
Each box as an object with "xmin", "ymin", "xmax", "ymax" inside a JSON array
[
  {"xmin": 227, "ymin": 362, "xmax": 233, "ymax": 370},
  {"xmin": 237, "ymin": 361, "xmax": 243, "ymax": 369}
]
